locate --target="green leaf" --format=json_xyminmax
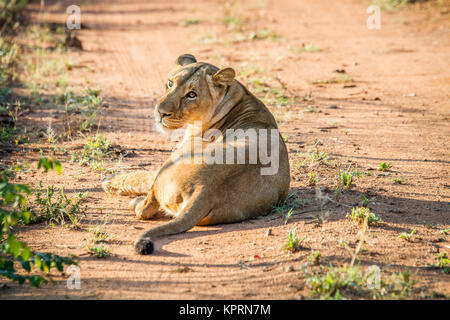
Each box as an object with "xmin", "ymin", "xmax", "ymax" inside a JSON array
[
  {"xmin": 19, "ymin": 258, "xmax": 31, "ymax": 272},
  {"xmin": 55, "ymin": 260, "xmax": 63, "ymax": 272},
  {"xmin": 21, "ymin": 209, "xmax": 31, "ymax": 224},
  {"xmin": 21, "ymin": 246, "xmax": 31, "ymax": 261},
  {"xmin": 53, "ymin": 160, "xmax": 62, "ymax": 174},
  {"xmin": 29, "ymin": 275, "xmax": 46, "ymax": 287},
  {"xmin": 34, "ymin": 255, "xmax": 42, "ymax": 270},
  {"xmin": 7, "ymin": 235, "xmax": 21, "ymax": 258},
  {"xmin": 37, "ymin": 157, "xmax": 62, "ymax": 174},
  {"xmin": 37, "ymin": 158, "xmax": 51, "ymax": 172}
]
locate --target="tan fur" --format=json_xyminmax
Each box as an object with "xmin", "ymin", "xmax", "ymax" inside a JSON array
[
  {"xmin": 103, "ymin": 54, "xmax": 290, "ymax": 254},
  {"xmin": 102, "ymin": 170, "xmax": 156, "ymax": 196}
]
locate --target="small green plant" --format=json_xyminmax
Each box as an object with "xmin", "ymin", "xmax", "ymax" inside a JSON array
[
  {"xmin": 308, "ymin": 171, "xmax": 317, "ymax": 185},
  {"xmin": 296, "ymin": 43, "xmax": 322, "ymax": 52},
  {"xmin": 391, "ymin": 178, "xmax": 405, "ymax": 185},
  {"xmin": 440, "ymin": 228, "xmax": 449, "ymax": 235},
  {"xmin": 180, "ymin": 18, "xmax": 200, "ymax": 26},
  {"xmin": 249, "ymin": 29, "xmax": 281, "ymax": 41},
  {"xmin": 86, "ymin": 244, "xmax": 110, "ymax": 258},
  {"xmin": 283, "ymin": 227, "xmax": 307, "ymax": 252},
  {"xmin": 70, "ymin": 134, "xmax": 118, "ymax": 171},
  {"xmin": 398, "ymin": 229, "xmax": 416, "ymax": 241},
  {"xmin": 305, "ymin": 264, "xmax": 417, "ymax": 300},
  {"xmin": 273, "ymin": 192, "xmax": 312, "ymax": 224},
  {"xmin": 241, "ymin": 74, "xmax": 297, "ymax": 108},
  {"xmin": 306, "ymin": 209, "xmax": 415, "ymax": 299},
  {"xmin": 55, "ymin": 75, "xmax": 68, "ymax": 88},
  {"xmin": 310, "ymin": 148, "xmax": 329, "ymax": 164},
  {"xmin": 85, "ymin": 220, "xmax": 112, "ymax": 258},
  {"xmin": 0, "ymin": 37, "xmax": 19, "ymax": 86},
  {"xmin": 346, "ymin": 207, "xmax": 381, "ymax": 225},
  {"xmin": 308, "ymin": 74, "xmax": 352, "ymax": 85},
  {"xmin": 431, "ymin": 252, "xmax": 449, "ymax": 274},
  {"xmin": 305, "ymin": 105, "xmax": 317, "ymax": 113},
  {"xmin": 29, "ymin": 182, "xmax": 88, "ymax": 228},
  {"xmin": 374, "ymin": 0, "xmax": 409, "ymax": 12},
  {"xmin": 307, "ymin": 250, "xmax": 321, "ymax": 266},
  {"xmin": 274, "ymin": 207, "xmax": 295, "ymax": 224},
  {"xmin": 378, "ymin": 161, "xmax": 392, "ymax": 171},
  {"xmin": 361, "ymin": 194, "xmax": 373, "ymax": 207},
  {"xmin": 0, "ymin": 99, "xmax": 32, "ymax": 146},
  {"xmin": 295, "ymin": 147, "xmax": 329, "ymax": 169},
  {"xmin": 424, "ymin": 223, "xmax": 440, "ymax": 229},
  {"xmin": 306, "ymin": 264, "xmax": 365, "ymax": 299},
  {"xmin": 334, "ymin": 167, "xmax": 363, "ymax": 198},
  {"xmin": 65, "ymin": 60, "xmax": 75, "ymax": 70},
  {"xmin": 283, "ymin": 207, "xmax": 295, "ymax": 224},
  {"xmin": 262, "ymin": 87, "xmax": 296, "ymax": 107},
  {"xmin": 387, "ymin": 270, "xmax": 417, "ymax": 298},
  {"xmin": 86, "ymin": 224, "xmax": 112, "ymax": 244},
  {"xmin": 338, "ymin": 169, "xmax": 363, "ymax": 188},
  {"xmin": 222, "ymin": 16, "xmax": 244, "ymax": 29},
  {"xmin": 303, "ymin": 105, "xmax": 317, "ymax": 113},
  {"xmin": 51, "ymin": 88, "xmax": 104, "ymax": 136},
  {"xmin": 341, "ymin": 211, "xmax": 370, "ymax": 266}
]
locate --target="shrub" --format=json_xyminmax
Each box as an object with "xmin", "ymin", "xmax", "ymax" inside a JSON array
[{"xmin": 0, "ymin": 158, "xmax": 78, "ymax": 287}]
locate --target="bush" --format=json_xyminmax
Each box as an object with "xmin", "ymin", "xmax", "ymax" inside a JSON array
[
  {"xmin": 0, "ymin": 158, "xmax": 78, "ymax": 287},
  {"xmin": 0, "ymin": 36, "xmax": 19, "ymax": 86},
  {"xmin": 0, "ymin": 0, "xmax": 29, "ymax": 32}
]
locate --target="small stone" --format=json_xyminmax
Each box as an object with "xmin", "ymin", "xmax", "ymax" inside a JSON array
[
  {"xmin": 285, "ymin": 265, "xmax": 294, "ymax": 272},
  {"xmin": 328, "ymin": 105, "xmax": 339, "ymax": 109},
  {"xmin": 265, "ymin": 228, "xmax": 272, "ymax": 237},
  {"xmin": 176, "ymin": 266, "xmax": 192, "ymax": 273}
]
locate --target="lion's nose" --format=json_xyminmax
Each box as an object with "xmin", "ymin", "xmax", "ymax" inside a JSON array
[
  {"xmin": 161, "ymin": 112, "xmax": 173, "ymax": 118},
  {"xmin": 158, "ymin": 110, "xmax": 173, "ymax": 119}
]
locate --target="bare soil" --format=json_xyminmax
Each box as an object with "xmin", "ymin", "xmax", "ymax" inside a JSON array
[{"xmin": 0, "ymin": 0, "xmax": 449, "ymax": 299}]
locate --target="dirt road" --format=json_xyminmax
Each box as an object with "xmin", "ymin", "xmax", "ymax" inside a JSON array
[{"xmin": 1, "ymin": 0, "xmax": 449, "ymax": 299}]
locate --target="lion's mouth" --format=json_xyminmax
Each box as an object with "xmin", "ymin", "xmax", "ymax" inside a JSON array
[
  {"xmin": 153, "ymin": 108, "xmax": 186, "ymax": 131},
  {"xmin": 157, "ymin": 118, "xmax": 184, "ymax": 131}
]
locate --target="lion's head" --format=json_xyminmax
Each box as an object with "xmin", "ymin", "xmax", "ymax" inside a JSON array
[{"xmin": 154, "ymin": 54, "xmax": 236, "ymax": 132}]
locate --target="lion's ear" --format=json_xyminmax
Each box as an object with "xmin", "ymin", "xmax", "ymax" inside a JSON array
[
  {"xmin": 176, "ymin": 54, "xmax": 197, "ymax": 66},
  {"xmin": 212, "ymin": 67, "xmax": 235, "ymax": 86}
]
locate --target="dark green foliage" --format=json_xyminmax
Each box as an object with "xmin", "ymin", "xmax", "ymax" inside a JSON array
[{"xmin": 0, "ymin": 158, "xmax": 78, "ymax": 287}]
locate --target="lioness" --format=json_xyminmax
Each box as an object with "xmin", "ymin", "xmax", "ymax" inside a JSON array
[{"xmin": 103, "ymin": 54, "xmax": 290, "ymax": 254}]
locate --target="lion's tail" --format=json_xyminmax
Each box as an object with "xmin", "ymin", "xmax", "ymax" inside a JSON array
[{"xmin": 102, "ymin": 170, "xmax": 156, "ymax": 196}]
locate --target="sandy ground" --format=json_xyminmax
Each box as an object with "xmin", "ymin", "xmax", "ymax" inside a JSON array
[{"xmin": 0, "ymin": 0, "xmax": 449, "ymax": 299}]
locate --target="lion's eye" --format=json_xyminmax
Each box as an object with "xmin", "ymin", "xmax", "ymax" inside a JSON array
[
  {"xmin": 186, "ymin": 91, "xmax": 197, "ymax": 99},
  {"xmin": 167, "ymin": 80, "xmax": 173, "ymax": 88}
]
